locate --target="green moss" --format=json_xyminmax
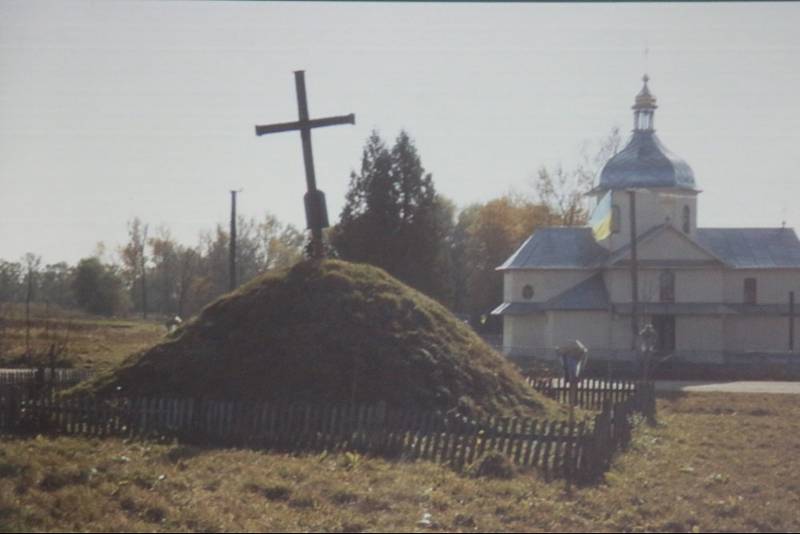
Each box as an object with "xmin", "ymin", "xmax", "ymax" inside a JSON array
[{"xmin": 76, "ymin": 260, "xmax": 561, "ymax": 419}]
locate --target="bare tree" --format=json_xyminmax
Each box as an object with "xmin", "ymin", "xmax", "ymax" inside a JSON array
[
  {"xmin": 120, "ymin": 218, "xmax": 149, "ymax": 318},
  {"xmin": 23, "ymin": 253, "xmax": 42, "ymax": 359},
  {"xmin": 532, "ymin": 126, "xmax": 622, "ymax": 226}
]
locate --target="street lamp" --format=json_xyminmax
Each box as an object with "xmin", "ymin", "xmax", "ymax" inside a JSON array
[{"xmin": 638, "ymin": 322, "xmax": 657, "ymax": 381}]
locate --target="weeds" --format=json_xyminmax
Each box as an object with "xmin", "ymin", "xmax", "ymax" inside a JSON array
[{"xmin": 1, "ymin": 393, "xmax": 799, "ymax": 531}]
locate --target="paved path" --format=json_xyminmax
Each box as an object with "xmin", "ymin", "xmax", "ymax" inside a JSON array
[{"xmin": 656, "ymin": 380, "xmax": 800, "ymax": 394}]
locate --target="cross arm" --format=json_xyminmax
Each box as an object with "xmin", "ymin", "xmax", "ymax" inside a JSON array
[{"xmin": 255, "ymin": 113, "xmax": 355, "ymax": 136}]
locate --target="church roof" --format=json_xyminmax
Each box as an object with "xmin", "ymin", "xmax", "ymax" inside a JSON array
[
  {"xmin": 496, "ymin": 227, "xmax": 608, "ymax": 270},
  {"xmin": 695, "ymin": 228, "xmax": 800, "ymax": 268},
  {"xmin": 546, "ymin": 273, "xmax": 610, "ymax": 309},
  {"xmin": 595, "ymin": 76, "xmax": 697, "ymax": 193},
  {"xmin": 498, "ymin": 226, "xmax": 800, "ymax": 270},
  {"xmin": 491, "ymin": 272, "xmax": 609, "ymax": 316},
  {"xmin": 597, "ymin": 130, "xmax": 697, "ymax": 192},
  {"xmin": 605, "ymin": 223, "xmax": 727, "ymax": 267}
]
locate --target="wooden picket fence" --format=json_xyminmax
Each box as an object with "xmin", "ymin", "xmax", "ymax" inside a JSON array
[
  {"xmin": 0, "ymin": 378, "xmax": 655, "ymax": 483},
  {"xmin": 0, "ymin": 368, "xmax": 92, "ymax": 389},
  {"xmin": 527, "ymin": 377, "xmax": 651, "ymax": 411}
]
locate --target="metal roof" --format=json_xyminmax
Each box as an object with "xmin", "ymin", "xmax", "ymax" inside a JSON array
[
  {"xmin": 499, "ymin": 225, "xmax": 800, "ymax": 271},
  {"xmin": 695, "ymin": 228, "xmax": 800, "ymax": 269},
  {"xmin": 492, "ymin": 272, "xmax": 609, "ymax": 316},
  {"xmin": 546, "ymin": 273, "xmax": 610, "ymax": 310},
  {"xmin": 497, "ymin": 228, "xmax": 608, "ymax": 270},
  {"xmin": 605, "ymin": 223, "xmax": 727, "ymax": 267},
  {"xmin": 598, "ymin": 130, "xmax": 697, "ymax": 191}
]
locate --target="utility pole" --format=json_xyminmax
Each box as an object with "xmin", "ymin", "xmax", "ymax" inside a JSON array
[
  {"xmin": 25, "ymin": 264, "xmax": 32, "ymax": 357},
  {"xmin": 790, "ymin": 291, "xmax": 795, "ymax": 351},
  {"xmin": 141, "ymin": 224, "xmax": 148, "ymax": 320},
  {"xmin": 229, "ymin": 190, "xmax": 241, "ymax": 292},
  {"xmin": 628, "ymin": 189, "xmax": 640, "ymax": 351}
]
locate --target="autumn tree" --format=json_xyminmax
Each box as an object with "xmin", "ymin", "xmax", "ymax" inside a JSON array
[
  {"xmin": 148, "ymin": 227, "xmax": 181, "ymax": 315},
  {"xmin": 457, "ymin": 195, "xmax": 552, "ymax": 328},
  {"xmin": 533, "ymin": 126, "xmax": 622, "ymax": 226},
  {"xmin": 256, "ymin": 214, "xmax": 305, "ymax": 271},
  {"xmin": 182, "ymin": 214, "xmax": 304, "ymax": 317},
  {"xmin": 120, "ymin": 218, "xmax": 149, "ymax": 317}
]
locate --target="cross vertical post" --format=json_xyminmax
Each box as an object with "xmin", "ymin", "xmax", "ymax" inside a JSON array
[
  {"xmin": 255, "ymin": 70, "xmax": 355, "ymax": 259},
  {"xmin": 295, "ymin": 72, "xmax": 317, "ymax": 195},
  {"xmin": 790, "ymin": 291, "xmax": 795, "ymax": 351}
]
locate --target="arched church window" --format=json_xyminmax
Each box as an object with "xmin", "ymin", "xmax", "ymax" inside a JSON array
[
  {"xmin": 660, "ymin": 271, "xmax": 675, "ymax": 303},
  {"xmin": 744, "ymin": 278, "xmax": 757, "ymax": 305},
  {"xmin": 522, "ymin": 285, "xmax": 534, "ymax": 300},
  {"xmin": 612, "ymin": 205, "xmax": 621, "ymax": 234},
  {"xmin": 682, "ymin": 205, "xmax": 691, "ymax": 234}
]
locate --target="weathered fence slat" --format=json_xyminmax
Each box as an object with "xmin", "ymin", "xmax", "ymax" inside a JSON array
[{"xmin": 0, "ymin": 378, "xmax": 654, "ymax": 483}]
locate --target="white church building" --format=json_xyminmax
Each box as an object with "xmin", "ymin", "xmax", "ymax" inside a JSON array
[{"xmin": 493, "ymin": 77, "xmax": 800, "ymax": 365}]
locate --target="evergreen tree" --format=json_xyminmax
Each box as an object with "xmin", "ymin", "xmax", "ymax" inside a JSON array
[{"xmin": 332, "ymin": 130, "xmax": 454, "ymax": 305}]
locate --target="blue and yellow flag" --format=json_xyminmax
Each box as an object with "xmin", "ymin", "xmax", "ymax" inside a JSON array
[{"xmin": 589, "ymin": 191, "xmax": 613, "ymax": 241}]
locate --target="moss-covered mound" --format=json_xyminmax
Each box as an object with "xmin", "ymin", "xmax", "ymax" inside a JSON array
[{"xmin": 82, "ymin": 260, "xmax": 561, "ymax": 419}]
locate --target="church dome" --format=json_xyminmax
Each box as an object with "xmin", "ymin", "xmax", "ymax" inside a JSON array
[{"xmin": 598, "ymin": 76, "xmax": 697, "ymax": 192}]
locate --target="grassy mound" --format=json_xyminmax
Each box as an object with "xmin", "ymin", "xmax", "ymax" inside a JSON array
[{"xmin": 81, "ymin": 260, "xmax": 560, "ymax": 419}]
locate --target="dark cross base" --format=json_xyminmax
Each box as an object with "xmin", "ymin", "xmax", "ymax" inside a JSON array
[{"xmin": 255, "ymin": 70, "xmax": 355, "ymax": 259}]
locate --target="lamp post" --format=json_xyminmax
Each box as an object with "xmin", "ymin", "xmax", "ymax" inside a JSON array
[
  {"xmin": 639, "ymin": 322, "xmax": 657, "ymax": 382},
  {"xmin": 559, "ymin": 340, "xmax": 588, "ymax": 425}
]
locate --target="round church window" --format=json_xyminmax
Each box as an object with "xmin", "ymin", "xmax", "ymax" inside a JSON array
[{"xmin": 522, "ymin": 284, "xmax": 534, "ymax": 300}]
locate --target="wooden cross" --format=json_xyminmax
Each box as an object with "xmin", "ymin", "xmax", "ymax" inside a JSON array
[{"xmin": 255, "ymin": 70, "xmax": 355, "ymax": 259}]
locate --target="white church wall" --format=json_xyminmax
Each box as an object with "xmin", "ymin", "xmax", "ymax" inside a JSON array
[
  {"xmin": 603, "ymin": 190, "xmax": 663, "ymax": 251},
  {"xmin": 609, "ymin": 314, "xmax": 635, "ymax": 351},
  {"xmin": 674, "ymin": 270, "xmax": 724, "ymax": 302},
  {"xmin": 605, "ymin": 268, "xmax": 723, "ymax": 303},
  {"xmin": 503, "ymin": 270, "xmax": 594, "ymax": 303},
  {"xmin": 657, "ymin": 193, "xmax": 697, "ymax": 235},
  {"xmin": 598, "ymin": 190, "xmax": 698, "ymax": 251},
  {"xmin": 548, "ymin": 311, "xmax": 610, "ymax": 351},
  {"xmin": 503, "ymin": 314, "xmax": 548, "ymax": 357},
  {"xmin": 723, "ymin": 270, "xmax": 800, "ymax": 304},
  {"xmin": 724, "ymin": 316, "xmax": 792, "ymax": 352},
  {"xmin": 676, "ymin": 316, "xmax": 724, "ymax": 362},
  {"xmin": 636, "ymin": 230, "xmax": 715, "ymax": 262},
  {"xmin": 606, "ymin": 269, "xmax": 634, "ymax": 302},
  {"xmin": 607, "ymin": 269, "xmax": 662, "ymax": 302}
]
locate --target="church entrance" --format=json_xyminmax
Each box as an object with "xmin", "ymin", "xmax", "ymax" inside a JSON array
[{"xmin": 651, "ymin": 315, "xmax": 676, "ymax": 354}]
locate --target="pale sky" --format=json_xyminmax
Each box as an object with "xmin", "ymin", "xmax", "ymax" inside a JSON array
[{"xmin": 2, "ymin": 1, "xmax": 800, "ymax": 265}]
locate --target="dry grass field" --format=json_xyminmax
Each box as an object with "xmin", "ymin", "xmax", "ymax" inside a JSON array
[
  {"xmin": 1, "ymin": 392, "xmax": 798, "ymax": 532},
  {"xmin": 0, "ymin": 305, "xmax": 164, "ymax": 372}
]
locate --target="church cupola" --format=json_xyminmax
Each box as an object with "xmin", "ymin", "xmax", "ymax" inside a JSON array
[
  {"xmin": 595, "ymin": 75, "xmax": 698, "ymax": 192},
  {"xmin": 632, "ymin": 74, "xmax": 657, "ymax": 131}
]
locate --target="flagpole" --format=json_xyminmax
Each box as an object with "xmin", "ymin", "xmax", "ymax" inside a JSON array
[{"xmin": 628, "ymin": 189, "xmax": 640, "ymax": 351}]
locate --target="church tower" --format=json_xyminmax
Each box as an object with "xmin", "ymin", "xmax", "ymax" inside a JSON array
[
  {"xmin": 495, "ymin": 74, "xmax": 800, "ymax": 365},
  {"xmin": 590, "ymin": 76, "xmax": 700, "ymax": 251}
]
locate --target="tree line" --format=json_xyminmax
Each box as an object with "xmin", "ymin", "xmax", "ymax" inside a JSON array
[
  {"xmin": 0, "ymin": 128, "xmax": 619, "ymax": 329},
  {"xmin": 0, "ymin": 215, "xmax": 304, "ymax": 319}
]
